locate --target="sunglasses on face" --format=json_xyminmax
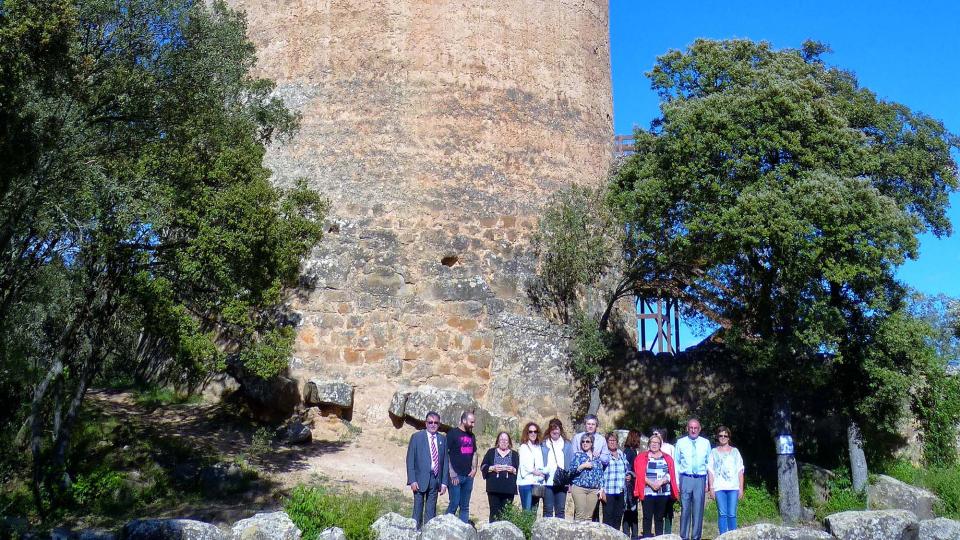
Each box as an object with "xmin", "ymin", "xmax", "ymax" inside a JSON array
[{"xmin": 426, "ymin": 421, "xmax": 439, "ymax": 425}]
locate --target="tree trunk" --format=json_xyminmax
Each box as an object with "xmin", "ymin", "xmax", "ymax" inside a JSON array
[
  {"xmin": 774, "ymin": 399, "xmax": 802, "ymax": 524},
  {"xmin": 587, "ymin": 376, "xmax": 601, "ymax": 416},
  {"xmin": 847, "ymin": 420, "xmax": 868, "ymax": 493}
]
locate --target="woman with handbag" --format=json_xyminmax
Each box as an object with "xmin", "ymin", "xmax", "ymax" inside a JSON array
[
  {"xmin": 481, "ymin": 431, "xmax": 520, "ymax": 522},
  {"xmin": 542, "ymin": 418, "xmax": 574, "ymax": 518},
  {"xmin": 568, "ymin": 433, "xmax": 604, "ymax": 521},
  {"xmin": 517, "ymin": 421, "xmax": 547, "ymax": 511}
]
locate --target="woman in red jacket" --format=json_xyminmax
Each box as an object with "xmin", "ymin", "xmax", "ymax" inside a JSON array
[{"xmin": 633, "ymin": 434, "xmax": 680, "ymax": 538}]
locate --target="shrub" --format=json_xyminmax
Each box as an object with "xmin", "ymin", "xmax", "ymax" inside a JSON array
[
  {"xmin": 496, "ymin": 504, "xmax": 535, "ymax": 539},
  {"xmin": 285, "ymin": 484, "xmax": 408, "ymax": 540}
]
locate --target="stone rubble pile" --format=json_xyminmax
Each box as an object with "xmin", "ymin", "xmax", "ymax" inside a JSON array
[{"xmin": 37, "ymin": 508, "xmax": 960, "ymax": 540}]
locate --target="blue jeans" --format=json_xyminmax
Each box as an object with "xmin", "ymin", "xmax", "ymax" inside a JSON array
[
  {"xmin": 518, "ymin": 484, "xmax": 541, "ymax": 512},
  {"xmin": 715, "ymin": 490, "xmax": 739, "ymax": 534},
  {"xmin": 543, "ymin": 485, "xmax": 567, "ymax": 518},
  {"xmin": 446, "ymin": 474, "xmax": 474, "ymax": 523}
]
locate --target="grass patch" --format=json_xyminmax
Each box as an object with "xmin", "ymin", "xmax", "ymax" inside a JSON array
[
  {"xmin": 132, "ymin": 387, "xmax": 201, "ymax": 409},
  {"xmin": 799, "ymin": 467, "xmax": 866, "ymax": 520},
  {"xmin": 497, "ymin": 504, "xmax": 535, "ymax": 539},
  {"xmin": 284, "ymin": 482, "xmax": 409, "ymax": 540},
  {"xmin": 703, "ymin": 483, "xmax": 781, "ymax": 527}
]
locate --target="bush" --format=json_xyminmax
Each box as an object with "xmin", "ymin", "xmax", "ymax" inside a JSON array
[
  {"xmin": 133, "ymin": 387, "xmax": 200, "ymax": 409},
  {"xmin": 285, "ymin": 484, "xmax": 408, "ymax": 540},
  {"xmin": 496, "ymin": 504, "xmax": 535, "ymax": 539},
  {"xmin": 704, "ymin": 483, "xmax": 780, "ymax": 526}
]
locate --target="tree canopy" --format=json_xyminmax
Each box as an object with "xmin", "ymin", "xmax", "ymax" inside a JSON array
[
  {"xmin": 607, "ymin": 38, "xmax": 958, "ymax": 520},
  {"xmin": 0, "ymin": 0, "xmax": 326, "ymax": 514}
]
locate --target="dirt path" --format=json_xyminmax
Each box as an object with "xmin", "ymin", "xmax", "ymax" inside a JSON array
[{"xmin": 86, "ymin": 390, "xmax": 505, "ymax": 524}]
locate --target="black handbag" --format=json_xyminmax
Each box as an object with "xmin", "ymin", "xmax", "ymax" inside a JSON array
[{"xmin": 551, "ymin": 443, "xmax": 571, "ymax": 487}]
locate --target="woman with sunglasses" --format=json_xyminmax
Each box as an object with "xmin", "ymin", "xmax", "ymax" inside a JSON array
[
  {"xmin": 481, "ymin": 431, "xmax": 520, "ymax": 522},
  {"xmin": 707, "ymin": 426, "xmax": 745, "ymax": 534},
  {"xmin": 568, "ymin": 433, "xmax": 605, "ymax": 521},
  {"xmin": 517, "ymin": 421, "xmax": 547, "ymax": 511}
]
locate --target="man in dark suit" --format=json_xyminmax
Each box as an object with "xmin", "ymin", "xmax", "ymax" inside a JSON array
[{"xmin": 406, "ymin": 411, "xmax": 449, "ymax": 529}]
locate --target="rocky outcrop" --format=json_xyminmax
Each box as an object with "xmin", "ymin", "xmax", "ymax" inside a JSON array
[
  {"xmin": 867, "ymin": 474, "xmax": 939, "ymax": 520},
  {"xmin": 531, "ymin": 517, "xmax": 628, "ymax": 539},
  {"xmin": 824, "ymin": 509, "xmax": 919, "ymax": 540},
  {"xmin": 715, "ymin": 523, "xmax": 832, "ymax": 539},
  {"xmin": 390, "ymin": 385, "xmax": 492, "ymax": 431},
  {"xmin": 919, "ymin": 517, "xmax": 960, "ymax": 540},
  {"xmin": 304, "ymin": 380, "xmax": 354, "ymax": 408},
  {"xmin": 122, "ymin": 519, "xmax": 224, "ymax": 540},
  {"xmin": 230, "ymin": 512, "xmax": 301, "ymax": 540},
  {"xmin": 317, "ymin": 528, "xmax": 347, "ymax": 540},
  {"xmin": 477, "ymin": 521, "xmax": 524, "ymax": 540},
  {"xmin": 370, "ymin": 513, "xmax": 419, "ymax": 540},
  {"xmin": 420, "ymin": 514, "xmax": 477, "ymax": 540}
]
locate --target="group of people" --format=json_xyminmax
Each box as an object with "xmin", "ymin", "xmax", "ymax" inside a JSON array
[{"xmin": 405, "ymin": 412, "xmax": 744, "ymax": 540}]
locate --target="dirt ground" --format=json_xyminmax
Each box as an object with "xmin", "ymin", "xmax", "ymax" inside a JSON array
[{"xmin": 86, "ymin": 390, "xmax": 548, "ymax": 525}]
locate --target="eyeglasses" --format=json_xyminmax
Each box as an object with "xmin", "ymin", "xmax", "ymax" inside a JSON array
[
  {"xmin": 528, "ymin": 430, "xmax": 538, "ymax": 434},
  {"xmin": 582, "ymin": 441, "xmax": 593, "ymax": 445},
  {"xmin": 718, "ymin": 434, "xmax": 729, "ymax": 439},
  {"xmin": 426, "ymin": 421, "xmax": 439, "ymax": 425}
]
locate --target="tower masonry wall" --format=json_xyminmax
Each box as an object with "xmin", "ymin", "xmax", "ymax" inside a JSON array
[{"xmin": 226, "ymin": 0, "xmax": 614, "ymax": 426}]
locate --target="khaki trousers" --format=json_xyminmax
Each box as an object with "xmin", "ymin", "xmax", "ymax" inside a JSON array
[{"xmin": 570, "ymin": 484, "xmax": 600, "ymax": 521}]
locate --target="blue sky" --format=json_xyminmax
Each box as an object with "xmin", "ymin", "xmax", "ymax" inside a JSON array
[{"xmin": 609, "ymin": 0, "xmax": 960, "ymax": 347}]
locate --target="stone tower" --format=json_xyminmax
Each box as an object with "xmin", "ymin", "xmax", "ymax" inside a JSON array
[{"xmin": 226, "ymin": 0, "xmax": 613, "ymax": 424}]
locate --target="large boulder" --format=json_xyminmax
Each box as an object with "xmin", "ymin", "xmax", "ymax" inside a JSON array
[
  {"xmin": 420, "ymin": 514, "xmax": 477, "ymax": 540},
  {"xmin": 799, "ymin": 462, "xmax": 835, "ymax": 506},
  {"xmin": 370, "ymin": 512, "xmax": 418, "ymax": 540},
  {"xmin": 317, "ymin": 528, "xmax": 346, "ymax": 540},
  {"xmin": 121, "ymin": 519, "xmax": 224, "ymax": 540},
  {"xmin": 230, "ymin": 512, "xmax": 301, "ymax": 540},
  {"xmin": 825, "ymin": 509, "xmax": 919, "ymax": 540},
  {"xmin": 304, "ymin": 380, "xmax": 354, "ymax": 408},
  {"xmin": 531, "ymin": 518, "xmax": 628, "ymax": 540},
  {"xmin": 715, "ymin": 523, "xmax": 833, "ymax": 539},
  {"xmin": 389, "ymin": 385, "xmax": 492, "ymax": 432},
  {"xmin": 199, "ymin": 462, "xmax": 245, "ymax": 496},
  {"xmin": 867, "ymin": 474, "xmax": 939, "ymax": 520},
  {"xmin": 477, "ymin": 521, "xmax": 523, "ymax": 540},
  {"xmin": 919, "ymin": 518, "xmax": 960, "ymax": 540}
]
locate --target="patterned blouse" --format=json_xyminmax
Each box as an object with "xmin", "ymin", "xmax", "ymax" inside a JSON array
[{"xmin": 569, "ymin": 451, "xmax": 604, "ymax": 489}]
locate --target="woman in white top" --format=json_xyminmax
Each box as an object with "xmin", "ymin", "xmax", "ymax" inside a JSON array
[
  {"xmin": 707, "ymin": 425, "xmax": 745, "ymax": 535},
  {"xmin": 541, "ymin": 418, "xmax": 573, "ymax": 518},
  {"xmin": 517, "ymin": 421, "xmax": 547, "ymax": 511}
]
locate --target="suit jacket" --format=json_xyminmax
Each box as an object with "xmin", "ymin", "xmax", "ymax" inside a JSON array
[{"xmin": 406, "ymin": 429, "xmax": 449, "ymax": 488}]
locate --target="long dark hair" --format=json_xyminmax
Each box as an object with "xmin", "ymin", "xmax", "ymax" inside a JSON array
[
  {"xmin": 547, "ymin": 418, "xmax": 568, "ymax": 441},
  {"xmin": 522, "ymin": 421, "xmax": 542, "ymax": 444}
]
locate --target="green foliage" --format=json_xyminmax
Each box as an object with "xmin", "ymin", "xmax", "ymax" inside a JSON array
[
  {"xmin": 799, "ymin": 467, "xmax": 866, "ymax": 520},
  {"xmin": 914, "ymin": 355, "xmax": 960, "ymax": 466},
  {"xmin": 570, "ymin": 311, "xmax": 613, "ymax": 380},
  {"xmin": 0, "ymin": 0, "xmax": 327, "ymax": 513},
  {"xmin": 132, "ymin": 387, "xmax": 201, "ymax": 409},
  {"xmin": 496, "ymin": 504, "xmax": 535, "ymax": 539},
  {"xmin": 704, "ymin": 483, "xmax": 781, "ymax": 526},
  {"xmin": 285, "ymin": 484, "xmax": 409, "ymax": 540},
  {"xmin": 531, "ymin": 185, "xmax": 619, "ymax": 324},
  {"xmin": 69, "ymin": 467, "xmax": 129, "ymax": 514}
]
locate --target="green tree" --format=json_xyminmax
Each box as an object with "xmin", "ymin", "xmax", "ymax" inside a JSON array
[
  {"xmin": 611, "ymin": 39, "xmax": 958, "ymax": 521},
  {"xmin": 0, "ymin": 0, "xmax": 326, "ymax": 515}
]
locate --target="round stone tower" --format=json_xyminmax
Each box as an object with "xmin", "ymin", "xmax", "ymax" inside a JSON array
[{"xmin": 226, "ymin": 0, "xmax": 613, "ymax": 425}]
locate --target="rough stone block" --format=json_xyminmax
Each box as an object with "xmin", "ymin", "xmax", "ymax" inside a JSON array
[
  {"xmin": 825, "ymin": 509, "xmax": 919, "ymax": 540},
  {"xmin": 867, "ymin": 474, "xmax": 939, "ymax": 520},
  {"xmin": 304, "ymin": 380, "xmax": 354, "ymax": 408}
]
